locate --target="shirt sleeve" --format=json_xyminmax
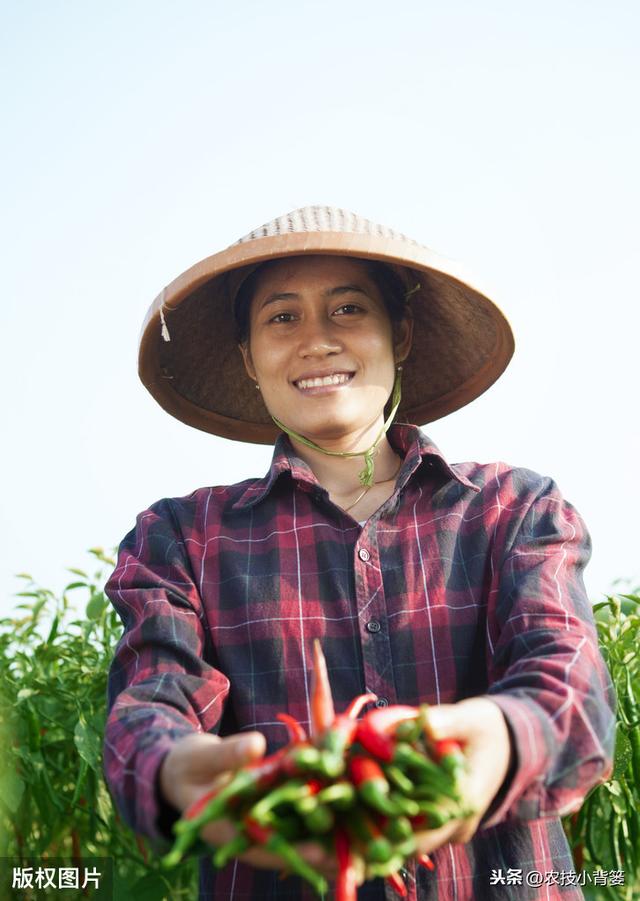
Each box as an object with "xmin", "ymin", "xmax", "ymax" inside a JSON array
[
  {"xmin": 480, "ymin": 472, "xmax": 616, "ymax": 827},
  {"xmin": 102, "ymin": 497, "xmax": 230, "ymax": 848}
]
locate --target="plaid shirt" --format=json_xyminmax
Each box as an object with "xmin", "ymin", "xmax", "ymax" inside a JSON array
[{"xmin": 104, "ymin": 424, "xmax": 615, "ymax": 900}]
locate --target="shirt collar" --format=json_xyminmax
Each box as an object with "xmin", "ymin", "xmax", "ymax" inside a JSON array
[{"xmin": 232, "ymin": 423, "xmax": 479, "ymax": 511}]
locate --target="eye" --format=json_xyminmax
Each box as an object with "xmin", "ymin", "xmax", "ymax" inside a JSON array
[
  {"xmin": 269, "ymin": 311, "xmax": 296, "ymax": 324},
  {"xmin": 333, "ymin": 303, "xmax": 363, "ymax": 315}
]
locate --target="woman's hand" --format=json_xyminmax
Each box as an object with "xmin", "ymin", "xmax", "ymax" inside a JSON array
[
  {"xmin": 413, "ymin": 697, "xmax": 513, "ymax": 855},
  {"xmin": 158, "ymin": 732, "xmax": 336, "ymax": 876}
]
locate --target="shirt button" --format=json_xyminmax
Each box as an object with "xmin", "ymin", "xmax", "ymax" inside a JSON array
[
  {"xmin": 375, "ymin": 697, "xmax": 388, "ymax": 708},
  {"xmin": 358, "ymin": 548, "xmax": 371, "ymax": 562},
  {"xmin": 400, "ymin": 868, "xmax": 409, "ymax": 881},
  {"xmin": 366, "ymin": 620, "xmax": 381, "ymax": 633}
]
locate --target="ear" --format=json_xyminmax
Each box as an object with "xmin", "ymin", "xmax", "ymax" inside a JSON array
[
  {"xmin": 393, "ymin": 310, "xmax": 414, "ymax": 364},
  {"xmin": 238, "ymin": 342, "xmax": 257, "ymax": 382}
]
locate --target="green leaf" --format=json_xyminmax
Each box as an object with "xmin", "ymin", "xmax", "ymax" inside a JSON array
[
  {"xmin": 64, "ymin": 581, "xmax": 88, "ymax": 591},
  {"xmin": 87, "ymin": 592, "xmax": 107, "ymax": 620},
  {"xmin": 0, "ymin": 767, "xmax": 25, "ymax": 813},
  {"xmin": 74, "ymin": 715, "xmax": 102, "ymax": 770},
  {"xmin": 128, "ymin": 872, "xmax": 173, "ymax": 901},
  {"xmin": 67, "ymin": 567, "xmax": 89, "ymax": 578}
]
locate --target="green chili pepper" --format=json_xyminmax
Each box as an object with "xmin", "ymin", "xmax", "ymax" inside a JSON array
[
  {"xmin": 317, "ymin": 780, "xmax": 356, "ymax": 809},
  {"xmin": 346, "ymin": 807, "xmax": 394, "ymax": 864},
  {"xmin": 381, "ymin": 815, "xmax": 413, "ymax": 844},
  {"xmin": 383, "ymin": 763, "xmax": 414, "ymax": 794},
  {"xmin": 248, "ymin": 779, "xmax": 318, "ymax": 823},
  {"xmin": 302, "ymin": 803, "xmax": 334, "ymax": 834},
  {"xmin": 366, "ymin": 853, "xmax": 405, "ymax": 879},
  {"xmin": 212, "ymin": 833, "xmax": 250, "ymax": 869},
  {"xmin": 348, "ymin": 755, "xmax": 402, "ymax": 816},
  {"xmin": 415, "ymin": 800, "xmax": 455, "ymax": 828},
  {"xmin": 243, "ymin": 817, "xmax": 329, "ymax": 896}
]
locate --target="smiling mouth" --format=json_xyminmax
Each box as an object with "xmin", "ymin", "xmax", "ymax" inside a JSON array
[{"xmin": 294, "ymin": 372, "xmax": 355, "ymax": 391}]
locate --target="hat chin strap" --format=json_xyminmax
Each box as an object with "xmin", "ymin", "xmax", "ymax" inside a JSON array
[{"xmin": 270, "ymin": 366, "xmax": 403, "ymax": 488}]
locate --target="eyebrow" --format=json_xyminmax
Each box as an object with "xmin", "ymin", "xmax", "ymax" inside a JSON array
[{"xmin": 259, "ymin": 284, "xmax": 369, "ymax": 309}]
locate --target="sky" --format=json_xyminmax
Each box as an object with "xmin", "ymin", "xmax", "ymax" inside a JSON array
[{"xmin": 1, "ymin": 0, "xmax": 639, "ymax": 618}]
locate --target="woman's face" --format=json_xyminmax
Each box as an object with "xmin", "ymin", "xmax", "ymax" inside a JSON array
[{"xmin": 239, "ymin": 255, "xmax": 412, "ymax": 444}]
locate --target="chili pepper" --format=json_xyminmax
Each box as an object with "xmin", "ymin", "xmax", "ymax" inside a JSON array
[
  {"xmin": 385, "ymin": 870, "xmax": 408, "ymax": 897},
  {"xmin": 213, "ymin": 833, "xmax": 250, "ymax": 869},
  {"xmin": 416, "ymin": 852, "xmax": 435, "ymax": 871},
  {"xmin": 345, "ymin": 807, "xmax": 394, "ymax": 863},
  {"xmin": 355, "ymin": 705, "xmax": 419, "ymax": 761},
  {"xmin": 366, "ymin": 853, "xmax": 405, "ymax": 879},
  {"xmin": 393, "ymin": 743, "xmax": 460, "ymax": 800},
  {"xmin": 335, "ymin": 827, "xmax": 358, "ymax": 901},
  {"xmin": 243, "ymin": 816, "xmax": 329, "ymax": 896},
  {"xmin": 283, "ymin": 744, "xmax": 330, "ymax": 776},
  {"xmin": 390, "ymin": 793, "xmax": 421, "ymax": 817},
  {"xmin": 317, "ymin": 780, "xmax": 356, "ymax": 810},
  {"xmin": 432, "ymin": 738, "xmax": 466, "ymax": 779},
  {"xmin": 414, "ymin": 800, "xmax": 455, "ymax": 828},
  {"xmin": 310, "ymin": 639, "xmax": 335, "ymax": 740},
  {"xmin": 380, "ymin": 814, "xmax": 413, "ymax": 844},
  {"xmin": 302, "ymin": 802, "xmax": 334, "ymax": 834},
  {"xmin": 248, "ymin": 779, "xmax": 321, "ymax": 823},
  {"xmin": 383, "ymin": 763, "xmax": 414, "ymax": 794},
  {"xmin": 179, "ymin": 748, "xmax": 289, "ymax": 825},
  {"xmin": 348, "ymin": 754, "xmax": 402, "ymax": 816},
  {"xmin": 277, "ymin": 712, "xmax": 308, "ymax": 743},
  {"xmin": 320, "ymin": 692, "xmax": 378, "ymax": 761},
  {"xmin": 395, "ymin": 704, "xmax": 430, "ymax": 745},
  {"xmin": 163, "ymin": 749, "xmax": 293, "ymax": 868},
  {"xmin": 393, "ymin": 835, "xmax": 417, "ymax": 858}
]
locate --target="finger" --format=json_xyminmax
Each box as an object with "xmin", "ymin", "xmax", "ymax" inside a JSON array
[
  {"xmin": 241, "ymin": 840, "xmax": 335, "ymax": 876},
  {"xmin": 449, "ymin": 814, "xmax": 482, "ymax": 845},
  {"xmin": 414, "ymin": 819, "xmax": 461, "ymax": 855},
  {"xmin": 201, "ymin": 820, "xmax": 336, "ymax": 877},
  {"xmin": 189, "ymin": 731, "xmax": 267, "ymax": 777}
]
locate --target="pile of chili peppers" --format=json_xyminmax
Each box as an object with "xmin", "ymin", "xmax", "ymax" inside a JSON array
[{"xmin": 162, "ymin": 641, "xmax": 472, "ymax": 899}]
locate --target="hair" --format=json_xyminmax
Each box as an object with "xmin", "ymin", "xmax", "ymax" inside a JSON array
[{"xmin": 233, "ymin": 257, "xmax": 410, "ymax": 345}]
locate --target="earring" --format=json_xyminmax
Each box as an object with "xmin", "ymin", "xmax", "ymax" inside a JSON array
[{"xmin": 255, "ymin": 382, "xmax": 261, "ymax": 391}]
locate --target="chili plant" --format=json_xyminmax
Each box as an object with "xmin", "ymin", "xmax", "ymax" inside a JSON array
[
  {"xmin": 563, "ymin": 590, "xmax": 640, "ymax": 901},
  {"xmin": 0, "ymin": 550, "xmax": 197, "ymax": 901}
]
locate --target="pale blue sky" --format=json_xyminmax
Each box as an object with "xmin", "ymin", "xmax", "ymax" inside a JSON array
[{"xmin": 2, "ymin": 1, "xmax": 639, "ymax": 616}]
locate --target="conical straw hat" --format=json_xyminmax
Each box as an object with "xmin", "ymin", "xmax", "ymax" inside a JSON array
[{"xmin": 138, "ymin": 206, "xmax": 514, "ymax": 443}]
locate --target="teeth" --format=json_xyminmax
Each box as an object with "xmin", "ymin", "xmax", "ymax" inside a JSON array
[{"xmin": 296, "ymin": 373, "xmax": 352, "ymax": 389}]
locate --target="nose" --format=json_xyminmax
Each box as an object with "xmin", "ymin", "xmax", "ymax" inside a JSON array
[{"xmin": 297, "ymin": 314, "xmax": 343, "ymax": 358}]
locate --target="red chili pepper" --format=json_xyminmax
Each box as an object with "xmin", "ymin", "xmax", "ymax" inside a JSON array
[
  {"xmin": 355, "ymin": 705, "xmax": 419, "ymax": 761},
  {"xmin": 348, "ymin": 754, "xmax": 401, "ymax": 816},
  {"xmin": 432, "ymin": 738, "xmax": 466, "ymax": 778},
  {"xmin": 310, "ymin": 639, "xmax": 335, "ymax": 740},
  {"xmin": 433, "ymin": 738, "xmax": 464, "ymax": 758},
  {"xmin": 335, "ymin": 827, "xmax": 358, "ymax": 901},
  {"xmin": 385, "ymin": 870, "xmax": 408, "ymax": 897},
  {"xmin": 276, "ymin": 712, "xmax": 308, "ymax": 744},
  {"xmin": 417, "ymin": 852, "xmax": 435, "ymax": 871}
]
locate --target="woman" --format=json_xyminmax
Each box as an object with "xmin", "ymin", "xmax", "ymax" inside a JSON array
[{"xmin": 104, "ymin": 207, "xmax": 615, "ymax": 900}]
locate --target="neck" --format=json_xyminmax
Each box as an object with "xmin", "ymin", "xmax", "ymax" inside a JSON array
[{"xmin": 287, "ymin": 421, "xmax": 401, "ymax": 496}]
